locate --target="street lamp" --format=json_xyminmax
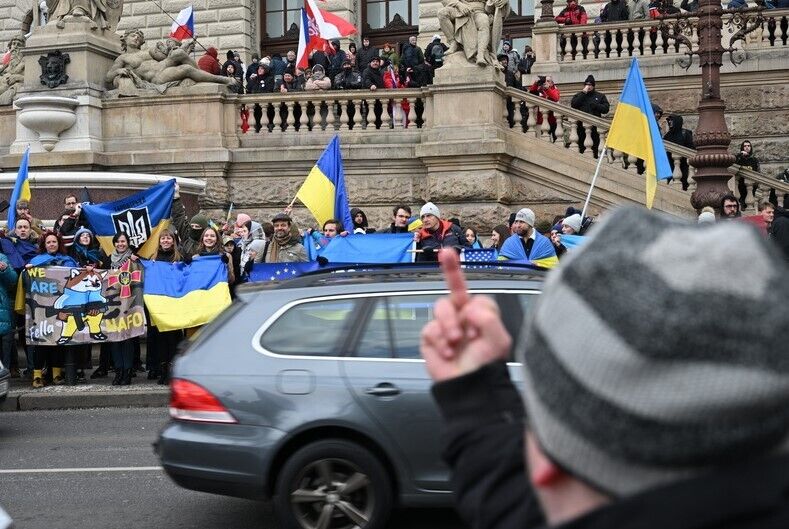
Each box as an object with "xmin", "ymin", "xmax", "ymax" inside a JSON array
[{"xmin": 660, "ymin": 3, "xmax": 764, "ymax": 211}]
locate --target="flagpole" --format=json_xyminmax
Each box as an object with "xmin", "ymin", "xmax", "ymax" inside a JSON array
[
  {"xmin": 145, "ymin": 0, "xmax": 208, "ymax": 53},
  {"xmin": 581, "ymin": 141, "xmax": 607, "ymax": 220}
]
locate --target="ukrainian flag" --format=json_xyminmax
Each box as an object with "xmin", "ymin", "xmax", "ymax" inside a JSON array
[
  {"xmin": 295, "ymin": 135, "xmax": 353, "ymax": 232},
  {"xmin": 8, "ymin": 146, "xmax": 31, "ymax": 230},
  {"xmin": 141, "ymin": 255, "xmax": 232, "ymax": 331},
  {"xmin": 607, "ymin": 57, "xmax": 672, "ymax": 209},
  {"xmin": 82, "ymin": 180, "xmax": 175, "ymax": 259}
]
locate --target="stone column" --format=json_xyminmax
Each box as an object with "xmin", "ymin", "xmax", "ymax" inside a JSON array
[{"xmin": 530, "ymin": 0, "xmax": 560, "ymax": 74}]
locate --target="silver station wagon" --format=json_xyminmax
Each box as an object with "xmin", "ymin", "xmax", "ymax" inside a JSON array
[{"xmin": 157, "ymin": 265, "xmax": 543, "ymax": 529}]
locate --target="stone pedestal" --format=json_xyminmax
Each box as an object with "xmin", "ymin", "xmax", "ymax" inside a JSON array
[
  {"xmin": 416, "ymin": 57, "xmax": 516, "ymax": 220},
  {"xmin": 12, "ymin": 20, "xmax": 121, "ymax": 153},
  {"xmin": 22, "ymin": 21, "xmax": 121, "ymax": 95}
]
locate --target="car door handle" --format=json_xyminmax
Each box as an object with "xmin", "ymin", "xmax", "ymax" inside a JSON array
[{"xmin": 364, "ymin": 383, "xmax": 401, "ymax": 397}]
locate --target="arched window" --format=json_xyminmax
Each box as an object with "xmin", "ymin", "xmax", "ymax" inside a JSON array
[
  {"xmin": 362, "ymin": 0, "xmax": 418, "ymax": 47},
  {"xmin": 500, "ymin": 0, "xmax": 536, "ymax": 58}
]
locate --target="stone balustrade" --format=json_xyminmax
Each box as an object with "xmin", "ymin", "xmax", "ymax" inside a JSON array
[
  {"xmin": 236, "ymin": 89, "xmax": 429, "ymax": 134},
  {"xmin": 503, "ymin": 87, "xmax": 789, "ymax": 212},
  {"xmin": 544, "ymin": 8, "xmax": 788, "ymax": 64}
]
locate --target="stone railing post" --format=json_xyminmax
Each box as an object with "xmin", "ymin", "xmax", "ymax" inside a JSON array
[{"xmin": 531, "ymin": 0, "xmax": 560, "ymax": 74}]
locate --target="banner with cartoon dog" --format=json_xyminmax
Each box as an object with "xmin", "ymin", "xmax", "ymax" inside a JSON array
[{"xmin": 22, "ymin": 263, "xmax": 146, "ymax": 345}]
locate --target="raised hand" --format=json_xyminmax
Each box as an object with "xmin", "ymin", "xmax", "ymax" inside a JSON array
[{"xmin": 420, "ymin": 249, "xmax": 512, "ymax": 382}]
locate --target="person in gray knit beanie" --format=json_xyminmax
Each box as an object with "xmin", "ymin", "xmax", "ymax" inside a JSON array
[{"xmin": 422, "ymin": 205, "xmax": 789, "ymax": 529}]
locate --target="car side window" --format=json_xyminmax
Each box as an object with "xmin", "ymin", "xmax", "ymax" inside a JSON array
[
  {"xmin": 355, "ymin": 298, "xmax": 394, "ymax": 359},
  {"xmin": 260, "ymin": 299, "xmax": 357, "ymax": 356},
  {"xmin": 388, "ymin": 295, "xmax": 439, "ymax": 360}
]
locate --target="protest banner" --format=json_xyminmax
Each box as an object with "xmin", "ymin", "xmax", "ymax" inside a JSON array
[{"xmin": 22, "ymin": 262, "xmax": 146, "ymax": 345}]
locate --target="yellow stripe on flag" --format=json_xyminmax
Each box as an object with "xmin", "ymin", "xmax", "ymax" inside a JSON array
[
  {"xmin": 95, "ymin": 220, "xmax": 171, "ymax": 259},
  {"xmin": 296, "ymin": 166, "xmax": 337, "ymax": 227},
  {"xmin": 20, "ymin": 179, "xmax": 31, "ymax": 202},
  {"xmin": 606, "ymin": 103, "xmax": 658, "ymax": 208},
  {"xmin": 144, "ymin": 281, "xmax": 231, "ymax": 332}
]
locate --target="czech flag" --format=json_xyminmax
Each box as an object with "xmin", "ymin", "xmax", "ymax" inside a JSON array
[
  {"xmin": 606, "ymin": 57, "xmax": 672, "ymax": 209},
  {"xmin": 8, "ymin": 146, "xmax": 31, "ymax": 230},
  {"xmin": 170, "ymin": 5, "xmax": 195, "ymax": 41},
  {"xmin": 142, "ymin": 255, "xmax": 231, "ymax": 331},
  {"xmin": 296, "ymin": 0, "xmax": 357, "ymax": 69},
  {"xmin": 498, "ymin": 231, "xmax": 559, "ymax": 269},
  {"xmin": 81, "ymin": 180, "xmax": 175, "ymax": 259},
  {"xmin": 305, "ymin": 0, "xmax": 357, "ymax": 40},
  {"xmin": 295, "ymin": 135, "xmax": 353, "ymax": 233}
]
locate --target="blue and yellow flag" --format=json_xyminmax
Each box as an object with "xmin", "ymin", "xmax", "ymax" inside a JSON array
[
  {"xmin": 295, "ymin": 135, "xmax": 353, "ymax": 232},
  {"xmin": 8, "ymin": 146, "xmax": 31, "ymax": 229},
  {"xmin": 141, "ymin": 255, "xmax": 232, "ymax": 331},
  {"xmin": 498, "ymin": 231, "xmax": 559, "ymax": 269},
  {"xmin": 82, "ymin": 180, "xmax": 175, "ymax": 259},
  {"xmin": 607, "ymin": 57, "xmax": 672, "ymax": 209}
]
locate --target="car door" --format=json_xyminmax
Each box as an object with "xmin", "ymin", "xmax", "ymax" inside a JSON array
[{"xmin": 340, "ymin": 292, "xmax": 449, "ymax": 491}]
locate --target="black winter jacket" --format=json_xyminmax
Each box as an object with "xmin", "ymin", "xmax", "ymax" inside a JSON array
[
  {"xmin": 401, "ymin": 43, "xmax": 424, "ymax": 69},
  {"xmin": 600, "ymin": 0, "xmax": 630, "ymax": 21},
  {"xmin": 570, "ymin": 89, "xmax": 610, "ymax": 117},
  {"xmin": 362, "ymin": 66, "xmax": 384, "ymax": 89},
  {"xmin": 334, "ymin": 69, "xmax": 363, "ymax": 90},
  {"xmin": 432, "ymin": 361, "xmax": 789, "ymax": 529}
]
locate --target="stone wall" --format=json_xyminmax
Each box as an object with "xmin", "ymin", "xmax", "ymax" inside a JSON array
[
  {"xmin": 0, "ymin": 0, "xmax": 32, "ymax": 47},
  {"xmin": 116, "ymin": 0, "xmax": 255, "ymax": 59}
]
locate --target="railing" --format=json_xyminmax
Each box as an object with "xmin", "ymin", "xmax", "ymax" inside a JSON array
[
  {"xmin": 553, "ymin": 8, "xmax": 788, "ymax": 63},
  {"xmin": 236, "ymin": 89, "xmax": 429, "ymax": 134},
  {"xmin": 503, "ymin": 87, "xmax": 789, "ymax": 212}
]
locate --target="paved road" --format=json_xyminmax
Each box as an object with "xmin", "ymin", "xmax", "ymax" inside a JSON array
[{"xmin": 0, "ymin": 408, "xmax": 465, "ymax": 529}]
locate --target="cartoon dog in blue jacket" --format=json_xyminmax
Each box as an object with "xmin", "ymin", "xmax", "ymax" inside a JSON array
[{"xmin": 54, "ymin": 268, "xmax": 109, "ymax": 345}]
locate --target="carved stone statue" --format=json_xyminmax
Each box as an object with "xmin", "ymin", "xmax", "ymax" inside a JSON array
[
  {"xmin": 48, "ymin": 0, "xmax": 123, "ymax": 30},
  {"xmin": 438, "ymin": 0, "xmax": 511, "ymax": 67},
  {"xmin": 105, "ymin": 29, "xmax": 238, "ymax": 97},
  {"xmin": 0, "ymin": 34, "xmax": 26, "ymax": 106}
]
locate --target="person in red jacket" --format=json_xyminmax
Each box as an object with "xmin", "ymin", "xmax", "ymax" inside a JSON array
[
  {"xmin": 197, "ymin": 46, "xmax": 221, "ymax": 75},
  {"xmin": 527, "ymin": 75, "xmax": 561, "ymax": 141},
  {"xmin": 554, "ymin": 0, "xmax": 588, "ymax": 24},
  {"xmin": 555, "ymin": 0, "xmax": 589, "ymax": 58}
]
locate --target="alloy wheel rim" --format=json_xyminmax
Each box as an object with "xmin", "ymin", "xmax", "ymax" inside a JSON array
[{"xmin": 289, "ymin": 457, "xmax": 374, "ymax": 529}]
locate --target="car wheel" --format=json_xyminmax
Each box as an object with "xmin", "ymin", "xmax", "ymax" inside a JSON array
[{"xmin": 274, "ymin": 439, "xmax": 393, "ymax": 529}]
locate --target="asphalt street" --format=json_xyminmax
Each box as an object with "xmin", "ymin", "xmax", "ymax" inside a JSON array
[{"xmin": 0, "ymin": 408, "xmax": 466, "ymax": 529}]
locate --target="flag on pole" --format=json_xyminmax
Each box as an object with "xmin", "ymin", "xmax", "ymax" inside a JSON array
[
  {"xmin": 305, "ymin": 0, "xmax": 357, "ymax": 39},
  {"xmin": 295, "ymin": 135, "xmax": 353, "ymax": 232},
  {"xmin": 297, "ymin": 0, "xmax": 357, "ymax": 69},
  {"xmin": 606, "ymin": 57, "xmax": 672, "ymax": 209},
  {"xmin": 8, "ymin": 146, "xmax": 31, "ymax": 230},
  {"xmin": 170, "ymin": 5, "xmax": 195, "ymax": 41}
]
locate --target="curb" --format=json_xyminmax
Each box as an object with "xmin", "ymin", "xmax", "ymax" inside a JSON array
[{"xmin": 1, "ymin": 388, "xmax": 169, "ymax": 412}]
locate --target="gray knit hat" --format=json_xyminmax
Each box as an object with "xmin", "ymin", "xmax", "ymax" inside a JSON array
[{"xmin": 518, "ymin": 206, "xmax": 789, "ymax": 498}]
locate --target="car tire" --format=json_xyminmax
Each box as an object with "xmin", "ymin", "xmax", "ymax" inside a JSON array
[{"xmin": 274, "ymin": 439, "xmax": 393, "ymax": 529}]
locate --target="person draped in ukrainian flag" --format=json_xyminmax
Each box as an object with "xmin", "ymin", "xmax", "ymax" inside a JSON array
[{"xmin": 498, "ymin": 208, "xmax": 559, "ymax": 269}]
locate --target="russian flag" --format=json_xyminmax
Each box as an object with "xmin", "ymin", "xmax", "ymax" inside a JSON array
[{"xmin": 170, "ymin": 5, "xmax": 195, "ymax": 41}]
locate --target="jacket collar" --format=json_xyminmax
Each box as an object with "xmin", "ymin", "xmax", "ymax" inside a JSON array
[{"xmin": 554, "ymin": 454, "xmax": 789, "ymax": 529}]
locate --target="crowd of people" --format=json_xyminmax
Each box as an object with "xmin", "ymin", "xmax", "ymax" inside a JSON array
[
  {"xmin": 196, "ymin": 34, "xmax": 448, "ymax": 96},
  {"xmin": 3, "ymin": 179, "xmax": 786, "ymax": 390}
]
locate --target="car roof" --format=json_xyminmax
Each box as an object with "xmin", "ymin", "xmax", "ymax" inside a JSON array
[{"xmin": 237, "ymin": 263, "xmax": 547, "ymax": 295}]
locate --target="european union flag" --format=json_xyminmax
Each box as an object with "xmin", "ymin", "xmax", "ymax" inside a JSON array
[
  {"xmin": 606, "ymin": 57, "xmax": 672, "ymax": 209},
  {"xmin": 248, "ymin": 262, "xmax": 322, "ymax": 282},
  {"xmin": 295, "ymin": 135, "xmax": 353, "ymax": 233},
  {"xmin": 82, "ymin": 180, "xmax": 175, "ymax": 259},
  {"xmin": 461, "ymin": 248, "xmax": 498, "ymax": 262}
]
